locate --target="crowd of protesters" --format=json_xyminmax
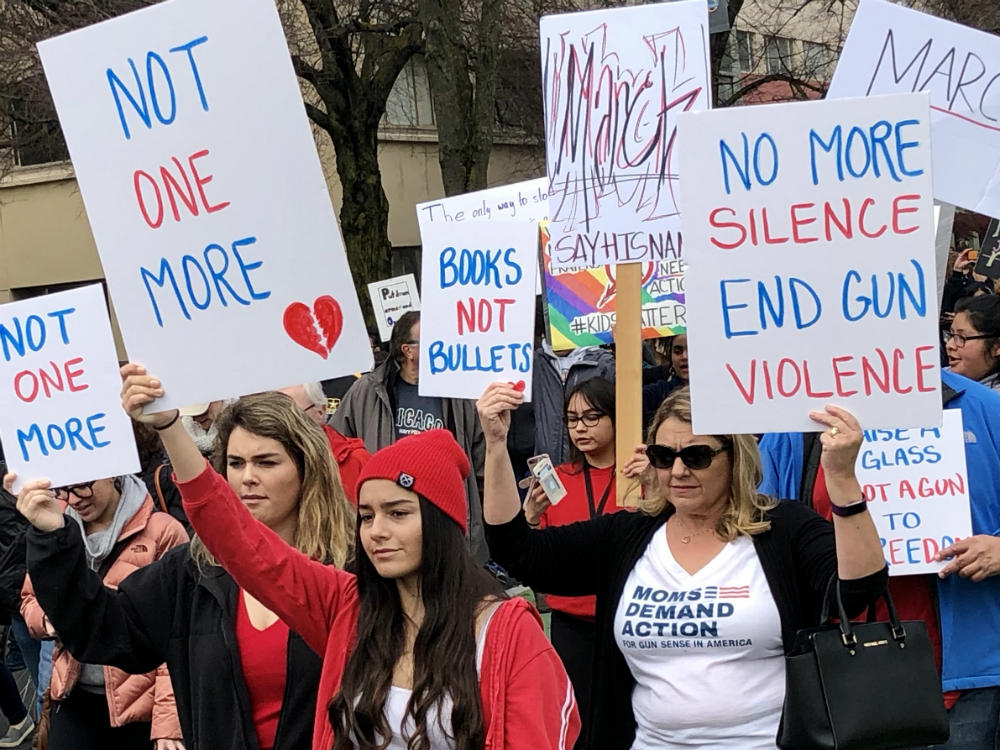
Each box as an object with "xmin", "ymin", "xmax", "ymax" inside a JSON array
[{"xmin": 0, "ymin": 243, "xmax": 995, "ymax": 750}]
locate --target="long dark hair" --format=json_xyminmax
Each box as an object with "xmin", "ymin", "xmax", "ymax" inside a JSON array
[
  {"xmin": 565, "ymin": 376, "xmax": 615, "ymax": 468},
  {"xmin": 329, "ymin": 496, "xmax": 505, "ymax": 750}
]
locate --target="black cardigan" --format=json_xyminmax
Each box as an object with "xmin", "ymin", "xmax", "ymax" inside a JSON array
[
  {"xmin": 485, "ymin": 502, "xmax": 888, "ymax": 750},
  {"xmin": 26, "ymin": 524, "xmax": 321, "ymax": 750}
]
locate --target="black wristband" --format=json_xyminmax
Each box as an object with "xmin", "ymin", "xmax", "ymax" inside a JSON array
[
  {"xmin": 153, "ymin": 411, "xmax": 180, "ymax": 431},
  {"xmin": 830, "ymin": 498, "xmax": 869, "ymax": 517}
]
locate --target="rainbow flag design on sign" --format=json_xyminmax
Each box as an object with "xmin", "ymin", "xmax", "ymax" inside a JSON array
[{"xmin": 541, "ymin": 224, "xmax": 687, "ymax": 350}]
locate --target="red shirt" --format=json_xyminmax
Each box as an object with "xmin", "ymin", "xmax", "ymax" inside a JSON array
[
  {"xmin": 323, "ymin": 424, "xmax": 371, "ymax": 505},
  {"xmin": 539, "ymin": 462, "xmax": 628, "ymax": 619},
  {"xmin": 812, "ymin": 464, "xmax": 958, "ymax": 709},
  {"xmin": 235, "ymin": 591, "xmax": 290, "ymax": 750}
]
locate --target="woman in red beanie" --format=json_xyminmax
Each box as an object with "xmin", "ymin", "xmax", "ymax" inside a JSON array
[{"xmin": 119, "ymin": 364, "xmax": 579, "ymax": 750}]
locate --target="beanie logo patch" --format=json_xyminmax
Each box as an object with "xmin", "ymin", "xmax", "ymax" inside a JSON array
[{"xmin": 397, "ymin": 472, "xmax": 415, "ymax": 489}]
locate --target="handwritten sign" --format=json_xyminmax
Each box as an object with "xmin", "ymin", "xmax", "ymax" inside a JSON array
[
  {"xmin": 540, "ymin": 0, "xmax": 711, "ymax": 273},
  {"xmin": 975, "ymin": 219, "xmax": 1000, "ymax": 281},
  {"xmin": 679, "ymin": 93, "xmax": 941, "ymax": 434},
  {"xmin": 368, "ymin": 275, "xmax": 421, "ymax": 342},
  {"xmin": 829, "ymin": 0, "xmax": 1000, "ymax": 218},
  {"xmin": 857, "ymin": 410, "xmax": 972, "ymax": 576},
  {"xmin": 418, "ymin": 220, "xmax": 538, "ymax": 400},
  {"xmin": 541, "ymin": 225, "xmax": 686, "ymax": 349},
  {"xmin": 37, "ymin": 0, "xmax": 371, "ymax": 411},
  {"xmin": 0, "ymin": 285, "xmax": 140, "ymax": 492}
]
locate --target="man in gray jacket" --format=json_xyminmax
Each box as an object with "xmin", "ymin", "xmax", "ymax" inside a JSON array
[{"xmin": 331, "ymin": 312, "xmax": 488, "ymax": 560}]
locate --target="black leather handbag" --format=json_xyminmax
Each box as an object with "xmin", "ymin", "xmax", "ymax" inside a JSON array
[{"xmin": 777, "ymin": 578, "xmax": 949, "ymax": 750}]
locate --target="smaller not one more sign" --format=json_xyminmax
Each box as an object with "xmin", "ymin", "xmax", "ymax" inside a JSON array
[
  {"xmin": 418, "ymin": 220, "xmax": 538, "ymax": 400},
  {"xmin": 0, "ymin": 285, "xmax": 140, "ymax": 492},
  {"xmin": 368, "ymin": 274, "xmax": 421, "ymax": 342},
  {"xmin": 856, "ymin": 410, "xmax": 972, "ymax": 576}
]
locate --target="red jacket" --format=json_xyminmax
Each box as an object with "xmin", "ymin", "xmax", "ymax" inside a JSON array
[
  {"xmin": 323, "ymin": 424, "xmax": 370, "ymax": 505},
  {"xmin": 180, "ymin": 464, "xmax": 579, "ymax": 750},
  {"xmin": 539, "ymin": 462, "xmax": 627, "ymax": 619}
]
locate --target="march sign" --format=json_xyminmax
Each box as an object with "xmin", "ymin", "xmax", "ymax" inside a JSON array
[
  {"xmin": 418, "ymin": 220, "xmax": 538, "ymax": 400},
  {"xmin": 856, "ymin": 410, "xmax": 972, "ymax": 576},
  {"xmin": 830, "ymin": 0, "xmax": 1000, "ymax": 218},
  {"xmin": 540, "ymin": 0, "xmax": 711, "ymax": 273},
  {"xmin": 37, "ymin": 0, "xmax": 371, "ymax": 412},
  {"xmin": 0, "ymin": 285, "xmax": 139, "ymax": 493},
  {"xmin": 368, "ymin": 275, "xmax": 420, "ymax": 343},
  {"xmin": 679, "ymin": 93, "xmax": 941, "ymax": 434}
]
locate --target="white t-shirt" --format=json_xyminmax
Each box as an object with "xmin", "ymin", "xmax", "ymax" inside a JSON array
[{"xmin": 614, "ymin": 530, "xmax": 785, "ymax": 750}]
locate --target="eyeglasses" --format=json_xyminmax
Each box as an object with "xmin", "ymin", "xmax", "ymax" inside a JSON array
[
  {"xmin": 403, "ymin": 340, "xmax": 419, "ymax": 348},
  {"xmin": 566, "ymin": 411, "xmax": 605, "ymax": 428},
  {"xmin": 53, "ymin": 482, "xmax": 96, "ymax": 501},
  {"xmin": 646, "ymin": 444, "xmax": 729, "ymax": 470},
  {"xmin": 943, "ymin": 330, "xmax": 995, "ymax": 347}
]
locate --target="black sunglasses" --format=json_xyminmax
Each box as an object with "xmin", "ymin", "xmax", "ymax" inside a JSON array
[{"xmin": 646, "ymin": 444, "xmax": 729, "ymax": 470}]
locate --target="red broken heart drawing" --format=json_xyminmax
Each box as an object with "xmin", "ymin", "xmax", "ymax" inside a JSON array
[{"xmin": 283, "ymin": 295, "xmax": 343, "ymax": 359}]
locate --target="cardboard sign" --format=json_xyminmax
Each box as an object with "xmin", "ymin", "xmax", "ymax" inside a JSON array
[
  {"xmin": 37, "ymin": 0, "xmax": 372, "ymax": 411},
  {"xmin": 857, "ymin": 410, "xmax": 972, "ymax": 576},
  {"xmin": 541, "ymin": 226, "xmax": 686, "ymax": 349},
  {"xmin": 678, "ymin": 93, "xmax": 941, "ymax": 434},
  {"xmin": 418, "ymin": 220, "xmax": 538, "ymax": 400},
  {"xmin": 829, "ymin": 0, "xmax": 1000, "ymax": 218},
  {"xmin": 540, "ymin": 0, "xmax": 711, "ymax": 273},
  {"xmin": 975, "ymin": 219, "xmax": 1000, "ymax": 280},
  {"xmin": 0, "ymin": 285, "xmax": 140, "ymax": 492},
  {"xmin": 368, "ymin": 275, "xmax": 421, "ymax": 342}
]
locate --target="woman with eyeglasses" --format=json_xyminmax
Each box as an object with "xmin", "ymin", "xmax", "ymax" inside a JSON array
[
  {"xmin": 520, "ymin": 377, "xmax": 628, "ymax": 737},
  {"xmin": 9, "ymin": 474, "xmax": 188, "ymax": 750},
  {"xmin": 945, "ymin": 295, "xmax": 1000, "ymax": 391},
  {"xmin": 479, "ymin": 383, "xmax": 888, "ymax": 750}
]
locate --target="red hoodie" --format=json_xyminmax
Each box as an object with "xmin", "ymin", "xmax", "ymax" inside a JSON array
[
  {"xmin": 180, "ymin": 464, "xmax": 579, "ymax": 750},
  {"xmin": 322, "ymin": 424, "xmax": 370, "ymax": 505}
]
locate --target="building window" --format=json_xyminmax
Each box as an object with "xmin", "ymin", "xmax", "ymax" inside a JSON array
[
  {"xmin": 735, "ymin": 30, "xmax": 754, "ymax": 74},
  {"xmin": 802, "ymin": 41, "xmax": 832, "ymax": 81},
  {"xmin": 383, "ymin": 57, "xmax": 435, "ymax": 129},
  {"xmin": 765, "ymin": 36, "xmax": 791, "ymax": 76}
]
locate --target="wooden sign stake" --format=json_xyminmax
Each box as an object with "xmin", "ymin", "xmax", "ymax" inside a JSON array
[{"xmin": 615, "ymin": 263, "xmax": 643, "ymax": 508}]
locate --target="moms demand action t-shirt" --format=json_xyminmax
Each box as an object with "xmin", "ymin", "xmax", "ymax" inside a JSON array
[{"xmin": 614, "ymin": 532, "xmax": 785, "ymax": 749}]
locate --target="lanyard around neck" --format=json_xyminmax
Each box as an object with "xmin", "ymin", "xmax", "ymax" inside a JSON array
[{"xmin": 583, "ymin": 463, "xmax": 614, "ymax": 519}]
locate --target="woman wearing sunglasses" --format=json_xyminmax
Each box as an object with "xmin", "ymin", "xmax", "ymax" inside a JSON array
[
  {"xmin": 479, "ymin": 384, "xmax": 887, "ymax": 750},
  {"xmin": 9, "ymin": 474, "xmax": 188, "ymax": 750},
  {"xmin": 521, "ymin": 377, "xmax": 627, "ymax": 736}
]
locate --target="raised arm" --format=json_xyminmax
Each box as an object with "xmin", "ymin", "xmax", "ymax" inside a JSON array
[
  {"xmin": 477, "ymin": 382, "xmax": 617, "ymax": 596},
  {"xmin": 120, "ymin": 364, "xmax": 356, "ymax": 655}
]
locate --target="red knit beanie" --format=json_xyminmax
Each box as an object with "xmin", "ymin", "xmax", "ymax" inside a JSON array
[{"xmin": 356, "ymin": 429, "xmax": 471, "ymax": 533}]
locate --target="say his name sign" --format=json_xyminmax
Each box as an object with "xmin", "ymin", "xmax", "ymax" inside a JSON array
[
  {"xmin": 856, "ymin": 410, "xmax": 972, "ymax": 576},
  {"xmin": 0, "ymin": 285, "xmax": 139, "ymax": 493},
  {"xmin": 37, "ymin": 0, "xmax": 371, "ymax": 411},
  {"xmin": 418, "ymin": 220, "xmax": 538, "ymax": 400},
  {"xmin": 540, "ymin": 0, "xmax": 711, "ymax": 273},
  {"xmin": 830, "ymin": 0, "xmax": 1000, "ymax": 218},
  {"xmin": 679, "ymin": 93, "xmax": 941, "ymax": 434}
]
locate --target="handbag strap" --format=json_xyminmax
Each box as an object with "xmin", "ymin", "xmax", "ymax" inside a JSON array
[{"xmin": 834, "ymin": 578, "xmax": 905, "ymax": 648}]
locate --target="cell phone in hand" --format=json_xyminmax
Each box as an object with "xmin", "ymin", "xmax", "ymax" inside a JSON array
[{"xmin": 527, "ymin": 454, "xmax": 567, "ymax": 506}]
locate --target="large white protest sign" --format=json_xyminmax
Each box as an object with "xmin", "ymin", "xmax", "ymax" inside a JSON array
[
  {"xmin": 418, "ymin": 220, "xmax": 538, "ymax": 400},
  {"xmin": 417, "ymin": 178, "xmax": 548, "ymax": 295},
  {"xmin": 37, "ymin": 0, "xmax": 371, "ymax": 411},
  {"xmin": 0, "ymin": 285, "xmax": 140, "ymax": 492},
  {"xmin": 678, "ymin": 93, "xmax": 940, "ymax": 434},
  {"xmin": 857, "ymin": 410, "xmax": 972, "ymax": 576},
  {"xmin": 368, "ymin": 275, "xmax": 420, "ymax": 343},
  {"xmin": 829, "ymin": 0, "xmax": 1000, "ymax": 218},
  {"xmin": 540, "ymin": 0, "xmax": 711, "ymax": 273}
]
